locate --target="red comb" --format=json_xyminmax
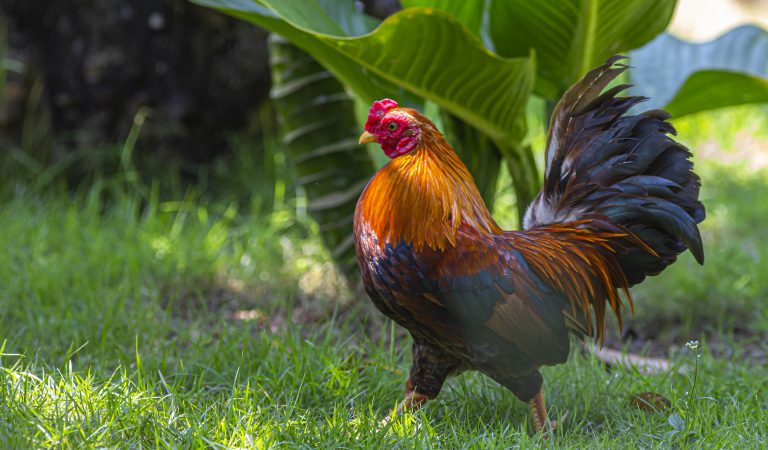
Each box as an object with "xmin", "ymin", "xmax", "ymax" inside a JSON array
[
  {"xmin": 371, "ymin": 99, "xmax": 398, "ymax": 114},
  {"xmin": 366, "ymin": 99, "xmax": 398, "ymax": 129}
]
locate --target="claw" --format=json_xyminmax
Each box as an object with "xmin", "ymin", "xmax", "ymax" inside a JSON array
[
  {"xmin": 529, "ymin": 391, "xmax": 558, "ymax": 437},
  {"xmin": 378, "ymin": 390, "xmax": 430, "ymax": 431}
]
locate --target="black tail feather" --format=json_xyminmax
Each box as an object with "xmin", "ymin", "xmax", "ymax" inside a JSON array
[{"xmin": 524, "ymin": 56, "xmax": 705, "ymax": 286}]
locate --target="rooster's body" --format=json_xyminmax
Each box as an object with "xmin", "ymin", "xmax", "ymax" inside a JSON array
[{"xmin": 354, "ymin": 57, "xmax": 704, "ymax": 431}]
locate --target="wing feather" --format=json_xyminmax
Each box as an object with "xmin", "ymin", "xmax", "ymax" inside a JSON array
[{"xmin": 433, "ymin": 240, "xmax": 572, "ymax": 365}]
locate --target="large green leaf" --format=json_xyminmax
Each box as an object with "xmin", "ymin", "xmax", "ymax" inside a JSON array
[
  {"xmin": 401, "ymin": 0, "xmax": 484, "ymax": 38},
  {"xmin": 664, "ymin": 70, "xmax": 768, "ymax": 118},
  {"xmin": 438, "ymin": 111, "xmax": 502, "ymax": 206},
  {"xmin": 489, "ymin": 0, "xmax": 675, "ymax": 98},
  {"xmin": 193, "ymin": 0, "xmax": 540, "ymax": 218},
  {"xmin": 316, "ymin": 0, "xmax": 378, "ymax": 36},
  {"xmin": 629, "ymin": 25, "xmax": 768, "ymax": 114},
  {"xmin": 193, "ymin": 0, "xmax": 534, "ymax": 144},
  {"xmin": 194, "ymin": 0, "xmax": 402, "ymax": 104},
  {"xmin": 269, "ymin": 36, "xmax": 375, "ymax": 283}
]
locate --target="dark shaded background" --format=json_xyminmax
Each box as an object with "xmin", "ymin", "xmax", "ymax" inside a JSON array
[
  {"xmin": 1, "ymin": 0, "xmax": 272, "ymax": 176},
  {"xmin": 0, "ymin": 0, "xmax": 400, "ymax": 182}
]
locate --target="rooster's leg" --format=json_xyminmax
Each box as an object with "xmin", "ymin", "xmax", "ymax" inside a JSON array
[
  {"xmin": 528, "ymin": 391, "xmax": 548, "ymax": 432},
  {"xmin": 378, "ymin": 340, "xmax": 459, "ymax": 429},
  {"xmin": 378, "ymin": 384, "xmax": 432, "ymax": 429},
  {"xmin": 396, "ymin": 388, "xmax": 430, "ymax": 415},
  {"xmin": 528, "ymin": 390, "xmax": 558, "ymax": 435}
]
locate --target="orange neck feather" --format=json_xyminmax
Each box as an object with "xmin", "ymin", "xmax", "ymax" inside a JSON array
[{"xmin": 358, "ymin": 127, "xmax": 500, "ymax": 251}]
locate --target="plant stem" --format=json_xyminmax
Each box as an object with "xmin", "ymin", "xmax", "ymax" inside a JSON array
[
  {"xmin": 578, "ymin": 0, "xmax": 599, "ymax": 79},
  {"xmin": 503, "ymin": 144, "xmax": 540, "ymax": 226}
]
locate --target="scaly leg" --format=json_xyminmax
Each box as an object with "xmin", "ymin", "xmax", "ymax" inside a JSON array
[
  {"xmin": 397, "ymin": 384, "xmax": 431, "ymax": 414},
  {"xmin": 528, "ymin": 390, "xmax": 557, "ymax": 435},
  {"xmin": 378, "ymin": 386, "xmax": 431, "ymax": 429},
  {"xmin": 378, "ymin": 340, "xmax": 458, "ymax": 429}
]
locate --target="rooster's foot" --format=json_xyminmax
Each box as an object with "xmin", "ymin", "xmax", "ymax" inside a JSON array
[{"xmin": 378, "ymin": 390, "xmax": 430, "ymax": 430}]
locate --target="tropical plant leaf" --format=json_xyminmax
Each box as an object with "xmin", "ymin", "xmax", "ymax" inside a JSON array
[
  {"xmin": 629, "ymin": 25, "xmax": 768, "ymax": 113},
  {"xmin": 503, "ymin": 143, "xmax": 539, "ymax": 219},
  {"xmin": 194, "ymin": 0, "xmax": 539, "ymax": 217},
  {"xmin": 401, "ymin": 0, "xmax": 484, "ymax": 38},
  {"xmin": 438, "ymin": 111, "xmax": 502, "ymax": 206},
  {"xmin": 269, "ymin": 35, "xmax": 375, "ymax": 283},
  {"xmin": 316, "ymin": 0, "xmax": 379, "ymax": 36},
  {"xmin": 489, "ymin": 0, "xmax": 675, "ymax": 98},
  {"xmin": 193, "ymin": 0, "xmax": 535, "ymax": 144},
  {"xmin": 193, "ymin": 0, "xmax": 403, "ymax": 104},
  {"xmin": 260, "ymin": 0, "xmax": 348, "ymax": 36},
  {"xmin": 664, "ymin": 70, "xmax": 768, "ymax": 118}
]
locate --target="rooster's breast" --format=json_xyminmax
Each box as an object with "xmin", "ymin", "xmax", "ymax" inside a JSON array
[{"xmin": 354, "ymin": 221, "xmax": 468, "ymax": 346}]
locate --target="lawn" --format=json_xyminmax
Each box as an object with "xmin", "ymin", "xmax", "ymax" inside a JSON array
[{"xmin": 1, "ymin": 105, "xmax": 767, "ymax": 448}]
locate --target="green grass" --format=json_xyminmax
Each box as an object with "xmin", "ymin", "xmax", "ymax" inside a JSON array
[
  {"xmin": 1, "ymin": 105, "xmax": 768, "ymax": 448},
  {"xmin": 629, "ymin": 106, "xmax": 768, "ymax": 338}
]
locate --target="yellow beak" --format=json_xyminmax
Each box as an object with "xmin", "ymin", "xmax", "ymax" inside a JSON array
[{"xmin": 358, "ymin": 131, "xmax": 376, "ymax": 145}]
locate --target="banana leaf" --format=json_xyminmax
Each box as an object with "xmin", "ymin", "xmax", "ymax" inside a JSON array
[{"xmin": 269, "ymin": 36, "xmax": 375, "ymax": 284}]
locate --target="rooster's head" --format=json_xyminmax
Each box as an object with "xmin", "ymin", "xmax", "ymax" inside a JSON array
[{"xmin": 359, "ymin": 99, "xmax": 427, "ymax": 158}]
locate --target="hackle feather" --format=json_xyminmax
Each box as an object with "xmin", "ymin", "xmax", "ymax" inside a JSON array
[{"xmin": 357, "ymin": 109, "xmax": 500, "ymax": 251}]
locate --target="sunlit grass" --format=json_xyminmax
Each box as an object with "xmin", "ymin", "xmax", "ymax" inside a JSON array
[
  {"xmin": 1, "ymin": 105, "xmax": 767, "ymax": 447},
  {"xmin": 3, "ymin": 322, "xmax": 766, "ymax": 447}
]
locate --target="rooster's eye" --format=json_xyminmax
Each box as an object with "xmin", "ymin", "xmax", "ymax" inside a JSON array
[{"xmin": 386, "ymin": 122, "xmax": 398, "ymax": 131}]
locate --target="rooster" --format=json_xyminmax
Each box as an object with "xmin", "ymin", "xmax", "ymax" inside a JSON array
[{"xmin": 354, "ymin": 57, "xmax": 704, "ymax": 432}]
